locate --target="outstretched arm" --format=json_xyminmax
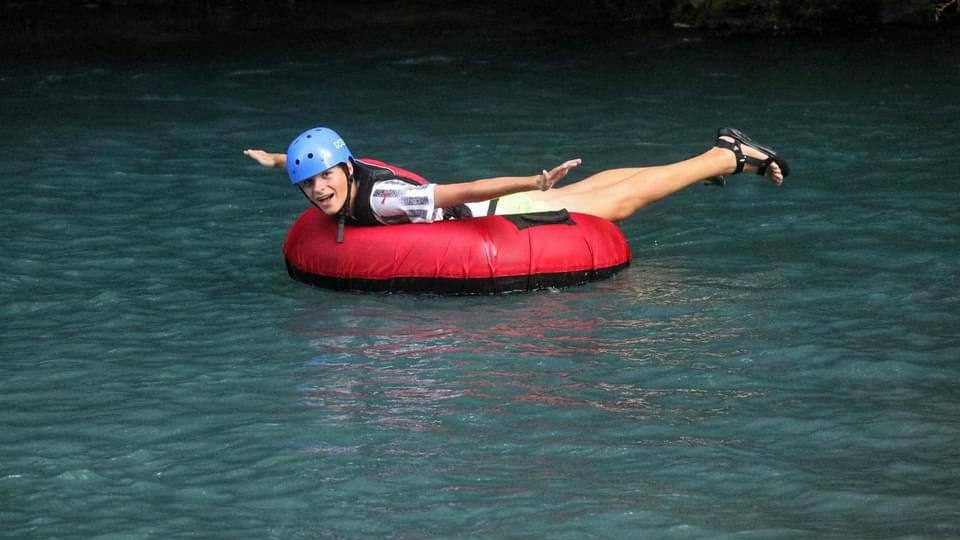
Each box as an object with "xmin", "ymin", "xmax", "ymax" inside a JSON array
[
  {"xmin": 434, "ymin": 159, "xmax": 581, "ymax": 209},
  {"xmin": 244, "ymin": 149, "xmax": 286, "ymax": 169}
]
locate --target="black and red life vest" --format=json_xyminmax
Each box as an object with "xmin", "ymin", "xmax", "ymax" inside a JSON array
[{"xmin": 347, "ymin": 158, "xmax": 471, "ymax": 226}]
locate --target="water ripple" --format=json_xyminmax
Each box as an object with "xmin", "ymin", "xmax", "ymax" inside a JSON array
[{"xmin": 3, "ymin": 31, "xmax": 959, "ymax": 540}]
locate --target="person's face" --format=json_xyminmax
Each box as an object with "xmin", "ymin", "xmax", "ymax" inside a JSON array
[{"xmin": 298, "ymin": 162, "xmax": 352, "ymax": 215}]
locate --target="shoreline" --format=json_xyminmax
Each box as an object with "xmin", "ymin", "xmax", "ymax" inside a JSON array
[{"xmin": 2, "ymin": 1, "xmax": 957, "ymax": 63}]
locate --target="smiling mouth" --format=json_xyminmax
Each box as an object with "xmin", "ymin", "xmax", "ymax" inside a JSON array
[{"xmin": 315, "ymin": 193, "xmax": 334, "ymax": 204}]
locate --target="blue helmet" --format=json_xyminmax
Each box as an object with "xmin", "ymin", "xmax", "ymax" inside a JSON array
[{"xmin": 285, "ymin": 127, "xmax": 354, "ymax": 185}]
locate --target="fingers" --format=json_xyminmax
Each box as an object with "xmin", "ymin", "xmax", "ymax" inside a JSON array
[
  {"xmin": 552, "ymin": 159, "xmax": 582, "ymax": 176},
  {"xmin": 550, "ymin": 158, "xmax": 581, "ymax": 178},
  {"xmin": 243, "ymin": 149, "xmax": 275, "ymax": 167},
  {"xmin": 538, "ymin": 158, "xmax": 583, "ymax": 191}
]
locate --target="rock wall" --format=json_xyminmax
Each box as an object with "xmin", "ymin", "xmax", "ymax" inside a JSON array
[{"xmin": 1, "ymin": 0, "xmax": 956, "ymax": 41}]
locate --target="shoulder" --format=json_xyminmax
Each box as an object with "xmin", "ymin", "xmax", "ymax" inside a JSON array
[{"xmin": 372, "ymin": 178, "xmax": 434, "ymax": 195}]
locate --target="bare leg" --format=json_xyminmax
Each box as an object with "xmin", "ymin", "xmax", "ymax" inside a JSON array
[{"xmin": 522, "ymin": 137, "xmax": 784, "ymax": 222}]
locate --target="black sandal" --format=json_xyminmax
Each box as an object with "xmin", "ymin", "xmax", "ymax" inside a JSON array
[{"xmin": 715, "ymin": 127, "xmax": 791, "ymax": 178}]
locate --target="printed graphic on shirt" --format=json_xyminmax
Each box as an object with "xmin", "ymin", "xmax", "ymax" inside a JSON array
[
  {"xmin": 402, "ymin": 196, "xmax": 430, "ymax": 206},
  {"xmin": 376, "ymin": 189, "xmax": 403, "ymax": 204},
  {"xmin": 370, "ymin": 180, "xmax": 442, "ymax": 224}
]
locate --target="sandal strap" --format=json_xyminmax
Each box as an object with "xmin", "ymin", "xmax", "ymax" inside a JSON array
[
  {"xmin": 715, "ymin": 138, "xmax": 746, "ymax": 175},
  {"xmin": 746, "ymin": 156, "xmax": 775, "ymax": 177}
]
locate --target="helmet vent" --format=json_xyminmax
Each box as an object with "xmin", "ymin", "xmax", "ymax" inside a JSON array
[{"xmin": 307, "ymin": 153, "xmax": 314, "ymax": 159}]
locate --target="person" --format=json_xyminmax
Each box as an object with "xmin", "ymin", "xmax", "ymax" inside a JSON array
[{"xmin": 244, "ymin": 126, "xmax": 789, "ymax": 234}]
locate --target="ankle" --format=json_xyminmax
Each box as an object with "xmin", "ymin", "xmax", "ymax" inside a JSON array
[{"xmin": 708, "ymin": 146, "xmax": 739, "ymax": 175}]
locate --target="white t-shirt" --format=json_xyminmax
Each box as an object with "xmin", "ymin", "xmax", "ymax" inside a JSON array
[{"xmin": 369, "ymin": 179, "xmax": 444, "ymax": 224}]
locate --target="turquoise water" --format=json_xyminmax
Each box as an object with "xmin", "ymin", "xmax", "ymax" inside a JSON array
[{"xmin": 3, "ymin": 29, "xmax": 959, "ymax": 538}]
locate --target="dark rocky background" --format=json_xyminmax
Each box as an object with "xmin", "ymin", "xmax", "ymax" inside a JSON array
[{"xmin": 2, "ymin": 0, "xmax": 958, "ymax": 59}]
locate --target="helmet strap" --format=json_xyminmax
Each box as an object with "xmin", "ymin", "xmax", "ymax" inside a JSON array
[{"xmin": 336, "ymin": 172, "xmax": 355, "ymax": 244}]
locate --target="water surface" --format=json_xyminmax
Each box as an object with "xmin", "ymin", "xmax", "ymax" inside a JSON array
[{"xmin": 2, "ymin": 29, "xmax": 958, "ymax": 539}]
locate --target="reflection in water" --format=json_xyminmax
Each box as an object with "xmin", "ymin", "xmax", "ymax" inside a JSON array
[{"xmin": 292, "ymin": 261, "xmax": 767, "ymax": 444}]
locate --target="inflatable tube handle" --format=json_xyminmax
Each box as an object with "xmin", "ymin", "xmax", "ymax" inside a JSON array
[{"xmin": 503, "ymin": 209, "xmax": 575, "ymax": 230}]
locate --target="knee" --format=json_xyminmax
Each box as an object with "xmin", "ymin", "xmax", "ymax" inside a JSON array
[
  {"xmin": 614, "ymin": 196, "xmax": 649, "ymax": 221},
  {"xmin": 604, "ymin": 200, "xmax": 638, "ymax": 222}
]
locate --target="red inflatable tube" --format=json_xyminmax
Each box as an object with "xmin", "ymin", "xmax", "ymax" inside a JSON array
[{"xmin": 283, "ymin": 207, "xmax": 631, "ymax": 294}]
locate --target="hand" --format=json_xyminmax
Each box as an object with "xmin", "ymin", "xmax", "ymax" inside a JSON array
[
  {"xmin": 537, "ymin": 159, "xmax": 582, "ymax": 191},
  {"xmin": 244, "ymin": 149, "xmax": 280, "ymax": 168}
]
